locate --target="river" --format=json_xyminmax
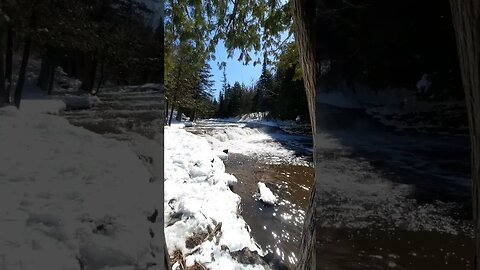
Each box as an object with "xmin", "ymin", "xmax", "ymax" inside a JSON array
[
  {"xmin": 315, "ymin": 103, "xmax": 473, "ymax": 269},
  {"xmin": 187, "ymin": 120, "xmax": 314, "ymax": 269}
]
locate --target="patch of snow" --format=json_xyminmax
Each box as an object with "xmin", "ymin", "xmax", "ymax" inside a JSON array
[
  {"xmin": 0, "ymin": 104, "xmax": 162, "ymax": 269},
  {"xmin": 258, "ymin": 183, "xmax": 277, "ymax": 205},
  {"xmin": 164, "ymin": 125, "xmax": 264, "ymax": 269},
  {"xmin": 61, "ymin": 94, "xmax": 102, "ymax": 109}
]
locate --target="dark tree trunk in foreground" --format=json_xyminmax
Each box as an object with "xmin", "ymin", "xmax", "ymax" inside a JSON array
[
  {"xmin": 79, "ymin": 51, "xmax": 98, "ymax": 93},
  {"xmin": 13, "ymin": 35, "xmax": 32, "ymax": 108},
  {"xmin": 449, "ymin": 0, "xmax": 480, "ymax": 269},
  {"xmin": 38, "ymin": 47, "xmax": 56, "ymax": 94},
  {"xmin": 0, "ymin": 17, "xmax": 5, "ymax": 103},
  {"xmin": 168, "ymin": 98, "xmax": 175, "ymax": 126},
  {"xmin": 94, "ymin": 55, "xmax": 106, "ymax": 95},
  {"xmin": 291, "ymin": 0, "xmax": 317, "ymax": 269},
  {"xmin": 4, "ymin": 22, "xmax": 12, "ymax": 102}
]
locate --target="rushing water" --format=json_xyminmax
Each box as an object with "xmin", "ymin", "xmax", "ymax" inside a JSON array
[
  {"xmin": 187, "ymin": 120, "xmax": 314, "ymax": 269},
  {"xmin": 315, "ymin": 103, "xmax": 474, "ymax": 269}
]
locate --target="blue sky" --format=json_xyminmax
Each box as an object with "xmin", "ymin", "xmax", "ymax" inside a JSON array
[
  {"xmin": 208, "ymin": 31, "xmax": 292, "ymax": 100},
  {"xmin": 208, "ymin": 41, "xmax": 262, "ymax": 100}
]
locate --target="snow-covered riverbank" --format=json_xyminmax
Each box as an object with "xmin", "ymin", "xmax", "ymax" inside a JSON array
[
  {"xmin": 0, "ymin": 93, "xmax": 163, "ymax": 269},
  {"xmin": 164, "ymin": 125, "xmax": 269, "ymax": 269}
]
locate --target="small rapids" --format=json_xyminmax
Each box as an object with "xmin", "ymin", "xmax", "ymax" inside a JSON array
[{"xmin": 187, "ymin": 119, "xmax": 314, "ymax": 269}]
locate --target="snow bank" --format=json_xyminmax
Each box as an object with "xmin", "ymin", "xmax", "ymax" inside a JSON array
[
  {"xmin": 61, "ymin": 94, "xmax": 102, "ymax": 109},
  {"xmin": 316, "ymin": 87, "xmax": 415, "ymax": 109},
  {"xmin": 0, "ymin": 106, "xmax": 162, "ymax": 270},
  {"xmin": 164, "ymin": 125, "xmax": 265, "ymax": 269},
  {"xmin": 257, "ymin": 183, "xmax": 277, "ymax": 205}
]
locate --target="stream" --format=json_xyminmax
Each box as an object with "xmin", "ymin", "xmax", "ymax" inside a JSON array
[
  {"xmin": 315, "ymin": 103, "xmax": 474, "ymax": 269},
  {"xmin": 187, "ymin": 120, "xmax": 314, "ymax": 269}
]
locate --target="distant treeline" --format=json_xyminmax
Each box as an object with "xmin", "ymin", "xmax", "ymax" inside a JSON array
[
  {"xmin": 171, "ymin": 42, "xmax": 309, "ymax": 123},
  {"xmin": 216, "ymin": 44, "xmax": 309, "ymax": 122}
]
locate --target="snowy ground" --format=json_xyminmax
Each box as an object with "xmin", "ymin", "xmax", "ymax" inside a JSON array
[
  {"xmin": 317, "ymin": 87, "xmax": 468, "ymax": 135},
  {"xmin": 164, "ymin": 125, "xmax": 269, "ymax": 270},
  {"xmin": 0, "ymin": 98, "xmax": 164, "ymax": 269}
]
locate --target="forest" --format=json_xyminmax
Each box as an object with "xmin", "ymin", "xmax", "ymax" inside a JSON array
[
  {"xmin": 163, "ymin": 0, "xmax": 303, "ymax": 125},
  {"xmin": 315, "ymin": 0, "xmax": 462, "ymax": 100},
  {"xmin": 0, "ymin": 0, "xmax": 163, "ymax": 108},
  {"xmin": 166, "ymin": 41, "xmax": 309, "ymax": 124}
]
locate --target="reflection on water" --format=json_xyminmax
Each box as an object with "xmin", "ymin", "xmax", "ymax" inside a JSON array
[
  {"xmin": 189, "ymin": 120, "xmax": 313, "ymax": 269},
  {"xmin": 316, "ymin": 104, "xmax": 473, "ymax": 269}
]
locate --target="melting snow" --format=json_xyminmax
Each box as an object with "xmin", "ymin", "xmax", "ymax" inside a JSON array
[
  {"xmin": 164, "ymin": 125, "xmax": 265, "ymax": 269},
  {"xmin": 258, "ymin": 183, "xmax": 277, "ymax": 205},
  {"xmin": 0, "ymin": 104, "xmax": 162, "ymax": 270}
]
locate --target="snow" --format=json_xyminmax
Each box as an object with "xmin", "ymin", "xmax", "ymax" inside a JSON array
[
  {"xmin": 257, "ymin": 183, "xmax": 277, "ymax": 205},
  {"xmin": 61, "ymin": 94, "xmax": 102, "ymax": 109},
  {"xmin": 18, "ymin": 83, "xmax": 67, "ymax": 114},
  {"xmin": 164, "ymin": 125, "xmax": 265, "ymax": 269},
  {"xmin": 416, "ymin": 74, "xmax": 432, "ymax": 93},
  {"xmin": 0, "ymin": 101, "xmax": 163, "ymax": 269}
]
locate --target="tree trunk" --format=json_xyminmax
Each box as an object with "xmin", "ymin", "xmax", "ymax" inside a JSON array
[
  {"xmin": 291, "ymin": 0, "xmax": 317, "ymax": 269},
  {"xmin": 13, "ymin": 36, "xmax": 32, "ymax": 108},
  {"xmin": 5, "ymin": 25, "xmax": 12, "ymax": 102},
  {"xmin": 168, "ymin": 98, "xmax": 175, "ymax": 126},
  {"xmin": 38, "ymin": 48, "xmax": 56, "ymax": 94},
  {"xmin": 47, "ymin": 63, "xmax": 55, "ymax": 95},
  {"xmin": 94, "ymin": 55, "xmax": 106, "ymax": 95},
  {"xmin": 0, "ymin": 15, "xmax": 5, "ymax": 104},
  {"xmin": 80, "ymin": 51, "xmax": 97, "ymax": 93},
  {"xmin": 449, "ymin": 1, "xmax": 480, "ymax": 269},
  {"xmin": 165, "ymin": 100, "xmax": 169, "ymax": 119}
]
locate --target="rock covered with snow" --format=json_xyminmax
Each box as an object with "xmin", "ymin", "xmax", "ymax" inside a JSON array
[
  {"xmin": 257, "ymin": 182, "xmax": 277, "ymax": 205},
  {"xmin": 164, "ymin": 125, "xmax": 265, "ymax": 269},
  {"xmin": 0, "ymin": 106, "xmax": 163, "ymax": 270}
]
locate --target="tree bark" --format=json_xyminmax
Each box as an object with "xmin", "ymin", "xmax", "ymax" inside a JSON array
[
  {"xmin": 80, "ymin": 51, "xmax": 98, "ymax": 93},
  {"xmin": 291, "ymin": 0, "xmax": 317, "ymax": 269},
  {"xmin": 449, "ymin": 1, "xmax": 480, "ymax": 269},
  {"xmin": 165, "ymin": 100, "xmax": 169, "ymax": 119},
  {"xmin": 47, "ymin": 63, "xmax": 55, "ymax": 95},
  {"xmin": 38, "ymin": 47, "xmax": 56, "ymax": 94},
  {"xmin": 0, "ymin": 14, "xmax": 5, "ymax": 104},
  {"xmin": 168, "ymin": 98, "xmax": 176, "ymax": 126},
  {"xmin": 94, "ymin": 55, "xmax": 106, "ymax": 95},
  {"xmin": 5, "ymin": 24, "xmax": 12, "ymax": 101},
  {"xmin": 13, "ymin": 36, "xmax": 32, "ymax": 108}
]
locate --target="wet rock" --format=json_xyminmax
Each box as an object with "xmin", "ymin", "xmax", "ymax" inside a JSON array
[
  {"xmin": 185, "ymin": 232, "xmax": 208, "ymax": 249},
  {"xmin": 263, "ymin": 253, "xmax": 290, "ymax": 270},
  {"xmin": 230, "ymin": 247, "xmax": 271, "ymax": 268}
]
